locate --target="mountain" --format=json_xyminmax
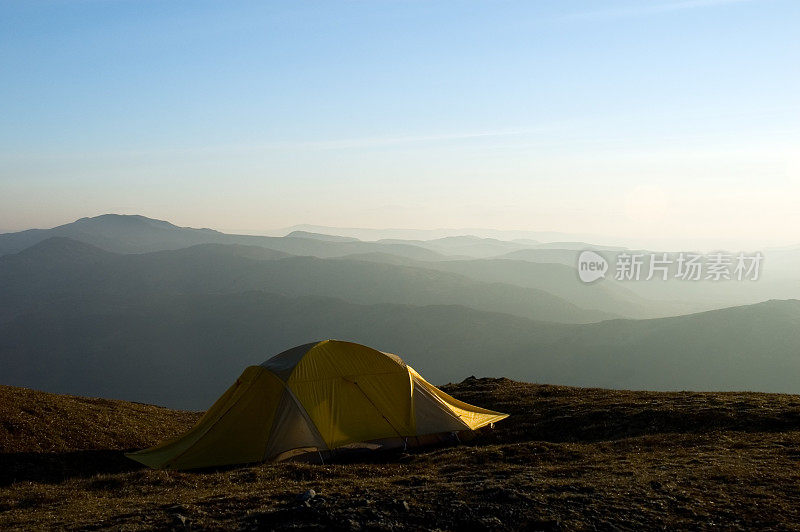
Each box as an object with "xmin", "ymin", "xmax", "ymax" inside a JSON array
[
  {"xmin": 493, "ymin": 248, "xmax": 581, "ymax": 266},
  {"xmin": 0, "ymin": 237, "xmax": 614, "ymax": 324},
  {"xmin": 6, "ymin": 216, "xmax": 793, "ymax": 316},
  {"xmin": 0, "ymin": 214, "xmax": 446, "ymax": 261},
  {"xmin": 280, "ymin": 224, "xmax": 613, "ymax": 244},
  {"xmin": 527, "ymin": 241, "xmax": 627, "ymax": 251},
  {"xmin": 495, "ymin": 246, "xmax": 800, "ymax": 311},
  {"xmin": 492, "ymin": 246, "xmax": 628, "ymax": 264},
  {"xmin": 375, "ymin": 236, "xmax": 532, "ymax": 258},
  {"xmin": 1, "ymin": 284, "xmax": 798, "ymax": 409},
  {"xmin": 337, "ymin": 253, "xmax": 699, "ymax": 318},
  {"xmin": 285, "ymin": 230, "xmax": 360, "ymax": 242},
  {"xmin": 0, "ymin": 214, "xmax": 223, "ymax": 255},
  {"xmin": 3, "ymin": 236, "xmax": 117, "ymax": 265}
]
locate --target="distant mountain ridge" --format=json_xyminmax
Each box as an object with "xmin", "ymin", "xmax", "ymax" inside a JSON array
[
  {"xmin": 0, "ymin": 214, "xmax": 222, "ymax": 255},
  {"xmin": 0, "ymin": 214, "xmax": 447, "ymax": 260},
  {"xmin": 281, "ymin": 223, "xmax": 612, "ymax": 244},
  {"xmin": 375, "ymin": 235, "xmax": 530, "ymax": 258},
  {"xmin": 0, "ymin": 215, "xmax": 621, "ymax": 259},
  {"xmin": 4, "ymin": 214, "xmax": 799, "ymax": 317},
  {"xmin": 1, "ymin": 218, "xmax": 799, "ymax": 408},
  {"xmin": 337, "ymin": 253, "xmax": 695, "ymax": 318},
  {"xmin": 285, "ymin": 230, "xmax": 360, "ymax": 242},
  {"xmin": 1, "ymin": 288, "xmax": 797, "ymax": 409},
  {"xmin": 0, "ymin": 236, "xmax": 616, "ymax": 324}
]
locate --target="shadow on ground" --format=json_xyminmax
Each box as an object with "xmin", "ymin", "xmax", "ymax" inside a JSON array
[{"xmin": 0, "ymin": 450, "xmax": 144, "ymax": 486}]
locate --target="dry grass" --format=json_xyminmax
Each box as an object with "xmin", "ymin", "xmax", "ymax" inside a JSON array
[
  {"xmin": 0, "ymin": 385, "xmax": 199, "ymax": 454},
  {"xmin": 2, "ymin": 378, "xmax": 800, "ymax": 530}
]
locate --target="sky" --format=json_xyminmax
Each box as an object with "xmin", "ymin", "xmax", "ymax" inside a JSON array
[{"xmin": 1, "ymin": 0, "xmax": 798, "ymax": 248}]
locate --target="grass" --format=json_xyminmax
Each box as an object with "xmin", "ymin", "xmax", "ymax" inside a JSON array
[
  {"xmin": 0, "ymin": 385, "xmax": 199, "ymax": 454},
  {"xmin": 2, "ymin": 378, "xmax": 800, "ymax": 530}
]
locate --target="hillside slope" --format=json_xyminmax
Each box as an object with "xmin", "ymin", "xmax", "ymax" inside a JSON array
[
  {"xmin": 339, "ymin": 253, "xmax": 697, "ymax": 318},
  {"xmin": 1, "ymin": 290, "xmax": 799, "ymax": 409},
  {"xmin": 2, "ymin": 380, "xmax": 800, "ymax": 530},
  {"xmin": 0, "ymin": 386, "xmax": 199, "ymax": 454},
  {"xmin": 0, "ymin": 214, "xmax": 446, "ymax": 260},
  {"xmin": 0, "ymin": 237, "xmax": 615, "ymax": 324}
]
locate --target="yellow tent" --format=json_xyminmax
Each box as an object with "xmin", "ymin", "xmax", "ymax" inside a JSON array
[{"xmin": 126, "ymin": 340, "xmax": 508, "ymax": 470}]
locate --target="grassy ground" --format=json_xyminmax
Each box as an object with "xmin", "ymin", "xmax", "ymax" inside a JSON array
[{"xmin": 2, "ymin": 378, "xmax": 800, "ymax": 530}]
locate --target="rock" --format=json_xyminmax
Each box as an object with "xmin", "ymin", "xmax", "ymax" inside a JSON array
[
  {"xmin": 389, "ymin": 499, "xmax": 410, "ymax": 512},
  {"xmin": 297, "ymin": 489, "xmax": 316, "ymax": 502},
  {"xmin": 174, "ymin": 513, "xmax": 189, "ymax": 527},
  {"xmin": 479, "ymin": 516, "xmax": 503, "ymax": 529}
]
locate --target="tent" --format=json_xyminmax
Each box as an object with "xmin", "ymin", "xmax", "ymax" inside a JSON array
[{"xmin": 126, "ymin": 340, "xmax": 508, "ymax": 470}]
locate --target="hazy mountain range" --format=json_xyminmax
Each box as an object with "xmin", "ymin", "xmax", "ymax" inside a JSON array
[
  {"xmin": 0, "ymin": 237, "xmax": 614, "ymax": 323},
  {"xmin": 1, "ymin": 214, "xmax": 799, "ymax": 408},
  {"xmin": 2, "ymin": 287, "xmax": 798, "ymax": 410},
  {"xmin": 0, "ymin": 214, "xmax": 444, "ymax": 260}
]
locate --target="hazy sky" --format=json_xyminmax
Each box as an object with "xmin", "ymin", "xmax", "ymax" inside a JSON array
[{"xmin": 1, "ymin": 0, "xmax": 798, "ymax": 247}]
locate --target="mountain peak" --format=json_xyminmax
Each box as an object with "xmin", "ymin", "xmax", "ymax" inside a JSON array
[
  {"xmin": 0, "ymin": 215, "xmax": 225, "ymax": 256},
  {"xmin": 71, "ymin": 214, "xmax": 220, "ymax": 234},
  {"xmin": 285, "ymin": 230, "xmax": 360, "ymax": 242},
  {"xmin": 13, "ymin": 236, "xmax": 114, "ymax": 262}
]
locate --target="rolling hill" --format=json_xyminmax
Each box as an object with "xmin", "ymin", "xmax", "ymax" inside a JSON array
[
  {"xmin": 373, "ymin": 236, "xmax": 530, "ymax": 258},
  {"xmin": 0, "ymin": 214, "xmax": 445, "ymax": 261},
  {"xmin": 5, "ymin": 214, "xmax": 796, "ymax": 320},
  {"xmin": 496, "ymin": 246, "xmax": 800, "ymax": 312},
  {"xmin": 2, "ymin": 216, "xmax": 799, "ymax": 413},
  {"xmin": 337, "ymin": 253, "xmax": 699, "ymax": 318},
  {"xmin": 0, "ymin": 214, "xmax": 224, "ymax": 256},
  {"xmin": 0, "ymin": 283, "xmax": 798, "ymax": 409},
  {"xmin": 0, "ymin": 237, "xmax": 614, "ymax": 324}
]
